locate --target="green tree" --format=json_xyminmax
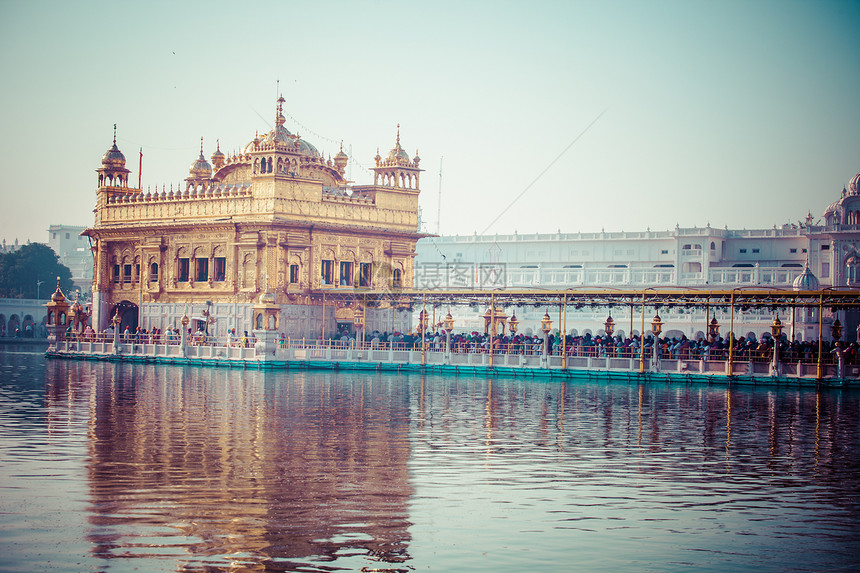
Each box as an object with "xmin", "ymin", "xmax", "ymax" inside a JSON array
[{"xmin": 0, "ymin": 243, "xmax": 75, "ymax": 299}]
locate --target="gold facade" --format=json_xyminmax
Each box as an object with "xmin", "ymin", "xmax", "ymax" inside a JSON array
[{"xmin": 85, "ymin": 98, "xmax": 425, "ymax": 335}]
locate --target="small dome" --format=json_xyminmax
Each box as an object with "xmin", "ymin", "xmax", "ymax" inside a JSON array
[
  {"xmin": 385, "ymin": 125, "xmax": 412, "ymax": 165},
  {"xmin": 211, "ymin": 142, "xmax": 225, "ymax": 161},
  {"xmin": 296, "ymin": 137, "xmax": 319, "ymax": 156},
  {"xmin": 849, "ymin": 172, "xmax": 860, "ymax": 195},
  {"xmin": 101, "ymin": 125, "xmax": 126, "ymax": 168},
  {"xmin": 792, "ymin": 264, "xmax": 820, "ymax": 291},
  {"xmin": 189, "ymin": 152, "xmax": 212, "ymax": 179},
  {"xmin": 102, "ymin": 143, "xmax": 126, "ymax": 168},
  {"xmin": 243, "ymin": 133, "xmax": 261, "ymax": 155},
  {"xmin": 262, "ymin": 124, "xmax": 292, "ymax": 146},
  {"xmin": 50, "ymin": 285, "xmax": 66, "ymax": 303},
  {"xmin": 189, "ymin": 138, "xmax": 212, "ymax": 179}
]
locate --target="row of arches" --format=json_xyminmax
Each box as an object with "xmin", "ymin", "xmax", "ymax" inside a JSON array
[
  {"xmin": 253, "ymin": 156, "xmax": 304, "ymax": 176},
  {"xmin": 374, "ymin": 170, "xmax": 419, "ymax": 189},
  {"xmin": 0, "ymin": 313, "xmax": 43, "ymax": 337}
]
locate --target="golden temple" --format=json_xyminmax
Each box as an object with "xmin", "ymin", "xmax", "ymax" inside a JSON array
[{"xmin": 84, "ymin": 96, "xmax": 427, "ymax": 337}]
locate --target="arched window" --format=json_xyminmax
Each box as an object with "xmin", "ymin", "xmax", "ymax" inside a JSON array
[
  {"xmin": 392, "ymin": 268, "xmax": 402, "ymax": 288},
  {"xmin": 256, "ymin": 313, "xmax": 263, "ymax": 329},
  {"xmin": 846, "ymin": 256, "xmax": 860, "ymax": 286},
  {"xmin": 150, "ymin": 262, "xmax": 159, "ymax": 282}
]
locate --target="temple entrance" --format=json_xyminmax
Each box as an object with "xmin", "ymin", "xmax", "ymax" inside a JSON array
[{"xmin": 110, "ymin": 301, "xmax": 138, "ymax": 334}]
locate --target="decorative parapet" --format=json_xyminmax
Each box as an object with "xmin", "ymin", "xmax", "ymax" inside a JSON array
[{"xmin": 106, "ymin": 183, "xmax": 252, "ymax": 204}]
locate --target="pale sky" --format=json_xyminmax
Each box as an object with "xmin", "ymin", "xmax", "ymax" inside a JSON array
[{"xmin": 1, "ymin": 0, "xmax": 858, "ymax": 245}]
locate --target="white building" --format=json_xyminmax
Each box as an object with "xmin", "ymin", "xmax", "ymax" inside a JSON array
[
  {"xmin": 415, "ymin": 169, "xmax": 860, "ymax": 341},
  {"xmin": 47, "ymin": 224, "xmax": 92, "ymax": 295}
]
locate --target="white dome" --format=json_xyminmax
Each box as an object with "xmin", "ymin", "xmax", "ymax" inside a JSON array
[{"xmin": 792, "ymin": 264, "xmax": 820, "ymax": 291}]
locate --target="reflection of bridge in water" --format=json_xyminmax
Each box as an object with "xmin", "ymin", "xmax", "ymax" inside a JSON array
[{"xmin": 48, "ymin": 288, "xmax": 860, "ymax": 384}]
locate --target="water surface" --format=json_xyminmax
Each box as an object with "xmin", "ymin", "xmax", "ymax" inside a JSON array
[{"xmin": 1, "ymin": 348, "xmax": 858, "ymax": 572}]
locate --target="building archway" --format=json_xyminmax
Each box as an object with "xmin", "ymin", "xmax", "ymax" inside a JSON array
[
  {"xmin": 8, "ymin": 314, "xmax": 20, "ymax": 336},
  {"xmin": 22, "ymin": 314, "xmax": 34, "ymax": 338},
  {"xmin": 109, "ymin": 301, "xmax": 139, "ymax": 333}
]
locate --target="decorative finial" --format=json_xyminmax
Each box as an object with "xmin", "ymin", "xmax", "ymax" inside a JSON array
[
  {"xmin": 340, "ymin": 140, "xmax": 343, "ymax": 152},
  {"xmin": 216, "ymin": 138, "xmax": 220, "ymax": 151},
  {"xmin": 113, "ymin": 124, "xmax": 117, "ymax": 145},
  {"xmin": 199, "ymin": 136, "xmax": 204, "ymax": 155},
  {"xmin": 396, "ymin": 123, "xmax": 400, "ymax": 145}
]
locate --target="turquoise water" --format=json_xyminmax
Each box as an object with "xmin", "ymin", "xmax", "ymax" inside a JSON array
[{"xmin": 1, "ymin": 347, "xmax": 858, "ymax": 572}]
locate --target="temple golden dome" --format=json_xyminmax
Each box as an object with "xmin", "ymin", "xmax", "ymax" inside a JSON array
[
  {"xmin": 101, "ymin": 125, "xmax": 126, "ymax": 168},
  {"xmin": 189, "ymin": 137, "xmax": 212, "ymax": 179}
]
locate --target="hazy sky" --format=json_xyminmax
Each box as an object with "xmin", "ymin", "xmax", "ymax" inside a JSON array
[{"xmin": 1, "ymin": 0, "xmax": 858, "ymax": 245}]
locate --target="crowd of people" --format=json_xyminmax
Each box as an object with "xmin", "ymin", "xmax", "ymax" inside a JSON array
[
  {"xmin": 56, "ymin": 322, "xmax": 858, "ymax": 365},
  {"xmin": 326, "ymin": 326, "xmax": 856, "ymax": 364}
]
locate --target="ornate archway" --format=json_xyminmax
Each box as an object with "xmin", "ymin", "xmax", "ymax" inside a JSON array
[{"xmin": 109, "ymin": 301, "xmax": 139, "ymax": 333}]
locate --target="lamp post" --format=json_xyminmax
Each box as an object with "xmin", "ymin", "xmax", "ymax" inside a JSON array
[
  {"xmin": 707, "ymin": 317, "xmax": 720, "ymax": 361},
  {"xmin": 111, "ymin": 310, "xmax": 122, "ymax": 352},
  {"xmin": 508, "ymin": 312, "xmax": 519, "ymax": 335},
  {"xmin": 180, "ymin": 312, "xmax": 190, "ymax": 353},
  {"xmin": 202, "ymin": 300, "xmax": 215, "ymax": 336},
  {"xmin": 36, "ymin": 279, "xmax": 44, "ymax": 301},
  {"xmin": 651, "ymin": 312, "xmax": 663, "ymax": 372},
  {"xmin": 541, "ymin": 311, "xmax": 553, "ymax": 366},
  {"xmin": 832, "ymin": 317, "xmax": 843, "ymax": 378},
  {"xmin": 418, "ymin": 308, "xmax": 429, "ymax": 334},
  {"xmin": 770, "ymin": 315, "xmax": 783, "ymax": 377},
  {"xmin": 443, "ymin": 311, "xmax": 454, "ymax": 361},
  {"xmin": 604, "ymin": 312, "xmax": 615, "ymax": 337},
  {"xmin": 353, "ymin": 306, "xmax": 365, "ymax": 346},
  {"xmin": 418, "ymin": 304, "xmax": 428, "ymax": 365},
  {"xmin": 708, "ymin": 317, "xmax": 720, "ymax": 341}
]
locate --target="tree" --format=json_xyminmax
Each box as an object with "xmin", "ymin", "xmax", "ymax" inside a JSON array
[{"xmin": 0, "ymin": 243, "xmax": 75, "ymax": 299}]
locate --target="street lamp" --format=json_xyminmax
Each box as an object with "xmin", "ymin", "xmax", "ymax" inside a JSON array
[
  {"xmin": 708, "ymin": 317, "xmax": 721, "ymax": 340},
  {"xmin": 443, "ymin": 311, "xmax": 454, "ymax": 358},
  {"xmin": 604, "ymin": 312, "xmax": 615, "ymax": 337},
  {"xmin": 111, "ymin": 310, "xmax": 122, "ymax": 348},
  {"xmin": 509, "ymin": 312, "xmax": 519, "ymax": 335},
  {"xmin": 36, "ymin": 279, "xmax": 44, "ymax": 300},
  {"xmin": 353, "ymin": 306, "xmax": 365, "ymax": 345},
  {"xmin": 202, "ymin": 300, "xmax": 215, "ymax": 336},
  {"xmin": 832, "ymin": 318, "xmax": 844, "ymax": 378},
  {"xmin": 180, "ymin": 312, "xmax": 190, "ymax": 352},
  {"xmin": 418, "ymin": 309, "xmax": 429, "ymax": 333},
  {"xmin": 541, "ymin": 311, "xmax": 553, "ymax": 362},
  {"xmin": 651, "ymin": 313, "xmax": 663, "ymax": 372},
  {"xmin": 770, "ymin": 315, "xmax": 783, "ymax": 376},
  {"xmin": 831, "ymin": 318, "xmax": 843, "ymax": 341}
]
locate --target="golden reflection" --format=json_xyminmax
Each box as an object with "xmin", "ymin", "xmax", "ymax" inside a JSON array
[
  {"xmin": 485, "ymin": 379, "xmax": 494, "ymax": 455},
  {"xmin": 725, "ymin": 388, "xmax": 732, "ymax": 473},
  {"xmin": 637, "ymin": 384, "xmax": 643, "ymax": 449},
  {"xmin": 556, "ymin": 381, "xmax": 565, "ymax": 450},
  {"xmin": 815, "ymin": 389, "xmax": 821, "ymax": 474},
  {"xmin": 75, "ymin": 364, "xmax": 413, "ymax": 569}
]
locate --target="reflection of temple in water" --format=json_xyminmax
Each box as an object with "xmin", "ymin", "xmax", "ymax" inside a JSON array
[
  {"xmin": 45, "ymin": 360, "xmax": 413, "ymax": 570},
  {"xmin": 40, "ymin": 359, "xmax": 860, "ymax": 570}
]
